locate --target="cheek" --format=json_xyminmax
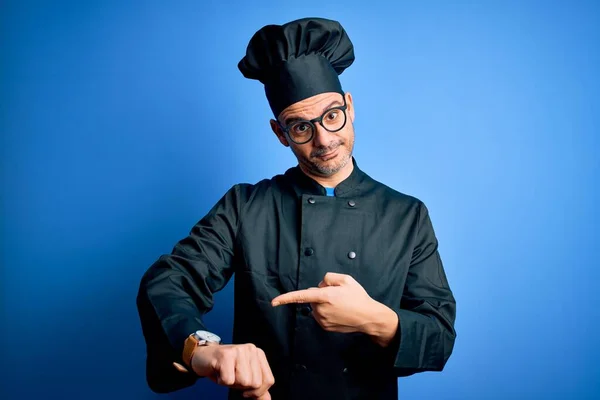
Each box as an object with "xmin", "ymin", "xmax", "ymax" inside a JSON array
[
  {"xmin": 341, "ymin": 130, "xmax": 354, "ymax": 146},
  {"xmin": 292, "ymin": 144, "xmax": 312, "ymax": 158}
]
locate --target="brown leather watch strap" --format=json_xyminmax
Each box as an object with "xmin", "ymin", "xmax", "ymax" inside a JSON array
[{"xmin": 182, "ymin": 333, "xmax": 200, "ymax": 369}]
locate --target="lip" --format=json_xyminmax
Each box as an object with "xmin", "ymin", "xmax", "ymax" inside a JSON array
[{"xmin": 316, "ymin": 148, "xmax": 339, "ymax": 161}]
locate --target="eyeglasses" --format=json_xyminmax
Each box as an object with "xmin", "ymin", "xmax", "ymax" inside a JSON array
[{"xmin": 278, "ymin": 96, "xmax": 348, "ymax": 145}]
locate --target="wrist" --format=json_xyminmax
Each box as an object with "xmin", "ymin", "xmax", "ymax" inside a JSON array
[
  {"xmin": 190, "ymin": 343, "xmax": 219, "ymax": 377},
  {"xmin": 363, "ymin": 300, "xmax": 399, "ymax": 347},
  {"xmin": 181, "ymin": 330, "xmax": 222, "ymax": 374}
]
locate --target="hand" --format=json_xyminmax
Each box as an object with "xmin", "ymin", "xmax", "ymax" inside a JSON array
[
  {"xmin": 271, "ymin": 272, "xmax": 377, "ymax": 334},
  {"xmin": 191, "ymin": 343, "xmax": 275, "ymax": 399}
]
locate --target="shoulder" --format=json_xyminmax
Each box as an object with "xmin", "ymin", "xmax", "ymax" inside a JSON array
[
  {"xmin": 224, "ymin": 170, "xmax": 290, "ymax": 203},
  {"xmin": 361, "ymin": 174, "xmax": 438, "ymax": 234},
  {"xmin": 362, "ymin": 171, "xmax": 424, "ymax": 209}
]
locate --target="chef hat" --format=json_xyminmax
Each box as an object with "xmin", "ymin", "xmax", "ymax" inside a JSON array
[{"xmin": 238, "ymin": 17, "xmax": 355, "ymax": 118}]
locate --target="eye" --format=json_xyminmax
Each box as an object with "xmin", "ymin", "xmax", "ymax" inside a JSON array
[
  {"xmin": 292, "ymin": 123, "xmax": 311, "ymax": 135},
  {"xmin": 325, "ymin": 110, "xmax": 339, "ymax": 121}
]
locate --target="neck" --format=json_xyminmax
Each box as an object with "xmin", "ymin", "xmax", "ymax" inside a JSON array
[{"xmin": 299, "ymin": 159, "xmax": 354, "ymax": 188}]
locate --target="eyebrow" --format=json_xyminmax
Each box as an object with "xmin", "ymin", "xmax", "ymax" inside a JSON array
[{"xmin": 283, "ymin": 100, "xmax": 343, "ymax": 126}]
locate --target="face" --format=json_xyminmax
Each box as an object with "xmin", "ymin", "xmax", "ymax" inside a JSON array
[{"xmin": 270, "ymin": 92, "xmax": 355, "ymax": 178}]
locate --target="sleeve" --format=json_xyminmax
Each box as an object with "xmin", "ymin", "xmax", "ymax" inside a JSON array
[
  {"xmin": 135, "ymin": 184, "xmax": 247, "ymax": 393},
  {"xmin": 390, "ymin": 201, "xmax": 457, "ymax": 377}
]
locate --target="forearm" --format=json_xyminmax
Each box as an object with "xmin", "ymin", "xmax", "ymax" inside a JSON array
[
  {"xmin": 137, "ymin": 273, "xmax": 203, "ymax": 393},
  {"xmin": 137, "ymin": 257, "xmax": 220, "ymax": 392},
  {"xmin": 391, "ymin": 300, "xmax": 456, "ymax": 374},
  {"xmin": 137, "ymin": 259, "xmax": 208, "ymax": 355}
]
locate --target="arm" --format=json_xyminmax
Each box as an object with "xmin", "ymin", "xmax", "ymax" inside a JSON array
[
  {"xmin": 387, "ymin": 201, "xmax": 457, "ymax": 376},
  {"xmin": 270, "ymin": 201, "xmax": 456, "ymax": 373},
  {"xmin": 136, "ymin": 185, "xmax": 246, "ymax": 393}
]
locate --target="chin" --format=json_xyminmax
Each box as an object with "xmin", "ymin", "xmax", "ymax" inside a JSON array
[{"xmin": 310, "ymin": 153, "xmax": 351, "ymax": 176}]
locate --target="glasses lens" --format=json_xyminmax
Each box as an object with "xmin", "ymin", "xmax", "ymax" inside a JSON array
[
  {"xmin": 321, "ymin": 108, "xmax": 346, "ymax": 132},
  {"xmin": 288, "ymin": 121, "xmax": 314, "ymax": 143}
]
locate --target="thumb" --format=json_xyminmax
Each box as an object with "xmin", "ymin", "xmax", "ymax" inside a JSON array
[
  {"xmin": 255, "ymin": 391, "xmax": 271, "ymax": 400},
  {"xmin": 322, "ymin": 272, "xmax": 354, "ymax": 286}
]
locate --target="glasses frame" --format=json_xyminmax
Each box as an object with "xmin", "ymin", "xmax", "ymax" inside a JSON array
[{"xmin": 278, "ymin": 95, "xmax": 348, "ymax": 145}]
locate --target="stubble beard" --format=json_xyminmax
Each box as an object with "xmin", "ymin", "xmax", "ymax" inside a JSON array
[
  {"xmin": 294, "ymin": 138, "xmax": 354, "ymax": 177},
  {"xmin": 311, "ymin": 144, "xmax": 351, "ymax": 175}
]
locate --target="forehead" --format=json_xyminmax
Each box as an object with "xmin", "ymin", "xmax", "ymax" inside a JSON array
[{"xmin": 278, "ymin": 92, "xmax": 344, "ymax": 122}]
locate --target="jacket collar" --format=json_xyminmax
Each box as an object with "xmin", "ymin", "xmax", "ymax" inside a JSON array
[{"xmin": 284, "ymin": 157, "xmax": 367, "ymax": 198}]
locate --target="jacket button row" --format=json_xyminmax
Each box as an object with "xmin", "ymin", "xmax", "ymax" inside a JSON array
[
  {"xmin": 308, "ymin": 197, "xmax": 355, "ymax": 206},
  {"xmin": 299, "ymin": 305, "xmax": 312, "ymax": 316},
  {"xmin": 305, "ymin": 248, "xmax": 353, "ymax": 258}
]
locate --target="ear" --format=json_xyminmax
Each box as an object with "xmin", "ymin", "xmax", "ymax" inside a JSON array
[
  {"xmin": 345, "ymin": 92, "xmax": 355, "ymax": 123},
  {"xmin": 270, "ymin": 119, "xmax": 290, "ymax": 147}
]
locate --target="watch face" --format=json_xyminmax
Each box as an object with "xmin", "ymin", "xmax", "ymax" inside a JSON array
[{"xmin": 194, "ymin": 330, "xmax": 221, "ymax": 343}]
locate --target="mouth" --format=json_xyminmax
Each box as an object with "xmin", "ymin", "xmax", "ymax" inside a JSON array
[{"xmin": 315, "ymin": 147, "xmax": 339, "ymax": 161}]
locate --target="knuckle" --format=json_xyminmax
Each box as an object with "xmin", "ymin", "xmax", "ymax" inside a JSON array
[
  {"xmin": 237, "ymin": 376, "xmax": 251, "ymax": 387},
  {"xmin": 234, "ymin": 346, "xmax": 245, "ymax": 358},
  {"xmin": 220, "ymin": 374, "xmax": 234, "ymax": 386},
  {"xmin": 258, "ymin": 350, "xmax": 268, "ymax": 361}
]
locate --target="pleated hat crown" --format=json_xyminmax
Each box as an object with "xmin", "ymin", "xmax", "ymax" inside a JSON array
[{"xmin": 238, "ymin": 17, "xmax": 355, "ymax": 118}]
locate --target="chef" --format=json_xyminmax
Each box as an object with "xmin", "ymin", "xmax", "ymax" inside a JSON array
[{"xmin": 137, "ymin": 17, "xmax": 456, "ymax": 400}]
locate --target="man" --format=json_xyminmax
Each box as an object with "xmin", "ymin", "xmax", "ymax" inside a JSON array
[{"xmin": 136, "ymin": 17, "xmax": 456, "ymax": 400}]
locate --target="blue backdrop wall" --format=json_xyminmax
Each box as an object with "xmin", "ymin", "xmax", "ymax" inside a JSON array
[{"xmin": 2, "ymin": 1, "xmax": 599, "ymax": 399}]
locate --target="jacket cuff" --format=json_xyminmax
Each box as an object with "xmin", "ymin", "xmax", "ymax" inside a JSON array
[
  {"xmin": 163, "ymin": 315, "xmax": 207, "ymax": 368},
  {"xmin": 392, "ymin": 308, "xmax": 453, "ymax": 374}
]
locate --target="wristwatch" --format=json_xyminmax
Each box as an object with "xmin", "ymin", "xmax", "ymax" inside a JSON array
[{"xmin": 182, "ymin": 330, "xmax": 222, "ymax": 369}]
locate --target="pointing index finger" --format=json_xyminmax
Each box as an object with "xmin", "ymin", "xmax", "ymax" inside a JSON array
[{"xmin": 271, "ymin": 288, "xmax": 326, "ymax": 306}]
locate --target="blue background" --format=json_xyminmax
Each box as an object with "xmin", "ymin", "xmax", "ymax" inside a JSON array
[{"xmin": 2, "ymin": 1, "xmax": 599, "ymax": 399}]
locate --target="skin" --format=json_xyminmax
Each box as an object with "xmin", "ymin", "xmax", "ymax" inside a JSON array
[
  {"xmin": 189, "ymin": 91, "xmax": 399, "ymax": 399},
  {"xmin": 269, "ymin": 91, "xmax": 356, "ymax": 188},
  {"xmin": 191, "ymin": 343, "xmax": 275, "ymax": 399},
  {"xmin": 271, "ymin": 272, "xmax": 399, "ymax": 348}
]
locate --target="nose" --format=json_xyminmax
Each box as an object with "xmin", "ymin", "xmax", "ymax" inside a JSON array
[{"xmin": 312, "ymin": 123, "xmax": 336, "ymax": 148}]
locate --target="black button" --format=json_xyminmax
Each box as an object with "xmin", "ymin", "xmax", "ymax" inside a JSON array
[
  {"xmin": 342, "ymin": 367, "xmax": 349, "ymax": 374},
  {"xmin": 299, "ymin": 305, "xmax": 312, "ymax": 316},
  {"xmin": 295, "ymin": 364, "xmax": 307, "ymax": 371},
  {"xmin": 304, "ymin": 248, "xmax": 314, "ymax": 256},
  {"xmin": 348, "ymin": 200, "xmax": 356, "ymax": 207},
  {"xmin": 348, "ymin": 251, "xmax": 356, "ymax": 259},
  {"xmin": 307, "ymin": 197, "xmax": 316, "ymax": 204}
]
